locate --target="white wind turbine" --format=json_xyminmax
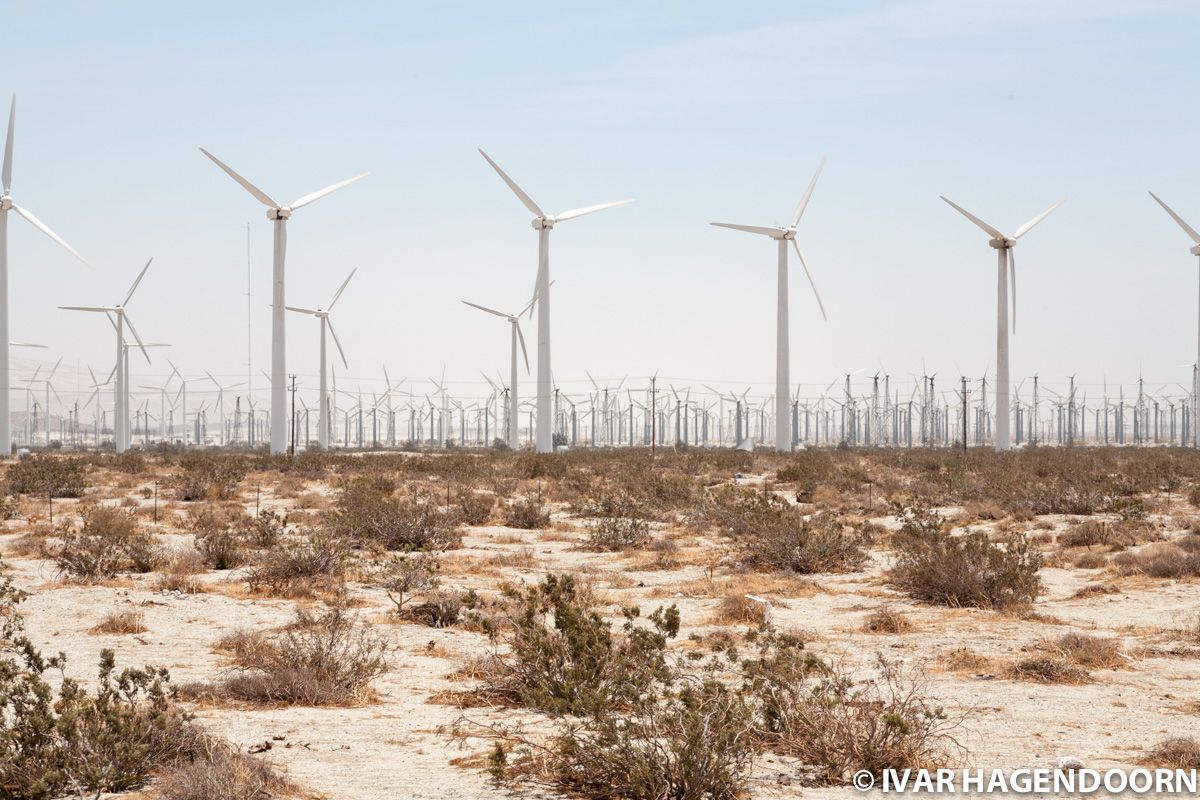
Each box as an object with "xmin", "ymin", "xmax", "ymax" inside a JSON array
[
  {"xmin": 0, "ymin": 96, "xmax": 90, "ymax": 455},
  {"xmin": 59, "ymin": 259, "xmax": 153, "ymax": 454},
  {"xmin": 461, "ymin": 294, "xmax": 535, "ymax": 450},
  {"xmin": 199, "ymin": 147, "xmax": 367, "ymax": 455},
  {"xmin": 286, "ymin": 268, "xmax": 355, "ymax": 450},
  {"xmin": 204, "ymin": 371, "xmax": 246, "ymax": 446},
  {"xmin": 1148, "ymin": 191, "xmax": 1200, "ymax": 447},
  {"xmin": 711, "ymin": 161, "xmax": 828, "ymax": 453},
  {"xmin": 940, "ymin": 195, "xmax": 1062, "ymax": 451},
  {"xmin": 478, "ymin": 149, "xmax": 632, "ymax": 453}
]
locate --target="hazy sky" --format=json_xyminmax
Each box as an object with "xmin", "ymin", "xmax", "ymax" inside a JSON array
[{"xmin": 4, "ymin": 0, "xmax": 1199, "ymax": 409}]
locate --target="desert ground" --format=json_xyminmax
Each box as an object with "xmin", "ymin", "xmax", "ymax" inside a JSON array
[{"xmin": 1, "ymin": 446, "xmax": 1197, "ymax": 799}]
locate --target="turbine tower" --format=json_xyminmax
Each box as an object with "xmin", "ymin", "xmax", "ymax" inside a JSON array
[
  {"xmin": 59, "ymin": 259, "xmax": 153, "ymax": 454},
  {"xmin": 711, "ymin": 160, "xmax": 828, "ymax": 452},
  {"xmin": 478, "ymin": 149, "xmax": 631, "ymax": 453},
  {"xmin": 199, "ymin": 148, "xmax": 367, "ymax": 455},
  {"xmin": 940, "ymin": 196, "xmax": 1062, "ymax": 451},
  {"xmin": 286, "ymin": 268, "xmax": 355, "ymax": 450},
  {"xmin": 1148, "ymin": 191, "xmax": 1200, "ymax": 447},
  {"xmin": 0, "ymin": 96, "xmax": 89, "ymax": 456},
  {"xmin": 461, "ymin": 294, "xmax": 535, "ymax": 450}
]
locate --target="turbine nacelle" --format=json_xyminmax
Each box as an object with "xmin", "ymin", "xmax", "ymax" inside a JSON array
[
  {"xmin": 0, "ymin": 195, "xmax": 10, "ymax": 211},
  {"xmin": 531, "ymin": 216, "xmax": 555, "ymax": 231},
  {"xmin": 267, "ymin": 207, "xmax": 292, "ymax": 221},
  {"xmin": 1191, "ymin": 244, "xmax": 1200, "ymax": 257},
  {"xmin": 988, "ymin": 237, "xmax": 1017, "ymax": 249}
]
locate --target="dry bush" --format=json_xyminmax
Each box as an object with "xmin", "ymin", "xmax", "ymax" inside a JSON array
[
  {"xmin": 476, "ymin": 573, "xmax": 679, "ymax": 716},
  {"xmin": 1141, "ymin": 737, "xmax": 1200, "ymax": 769},
  {"xmin": 197, "ymin": 605, "xmax": 388, "ymax": 706},
  {"xmin": 1072, "ymin": 551, "xmax": 1109, "ymax": 569},
  {"xmin": 1070, "ymin": 582, "xmax": 1120, "ymax": 599},
  {"xmin": 1111, "ymin": 542, "xmax": 1200, "ymax": 578},
  {"xmin": 747, "ymin": 648, "xmax": 963, "ymax": 785},
  {"xmin": 712, "ymin": 593, "xmax": 781, "ymax": 625},
  {"xmin": 1037, "ymin": 632, "xmax": 1124, "ymax": 668},
  {"xmin": 325, "ymin": 480, "xmax": 461, "ymax": 551},
  {"xmin": 888, "ymin": 502, "xmax": 1042, "ymax": 609},
  {"xmin": 90, "ymin": 610, "xmax": 146, "ymax": 635},
  {"xmin": 155, "ymin": 548, "xmax": 206, "ymax": 593},
  {"xmin": 862, "ymin": 607, "xmax": 913, "ymax": 634},
  {"xmin": 583, "ymin": 492, "xmax": 651, "ymax": 551},
  {"xmin": 152, "ymin": 734, "xmax": 303, "ymax": 800},
  {"xmin": 244, "ymin": 531, "xmax": 350, "ymax": 597},
  {"xmin": 6, "ymin": 455, "xmax": 88, "ymax": 497},
  {"xmin": 49, "ymin": 506, "xmax": 155, "ymax": 582},
  {"xmin": 504, "ymin": 497, "xmax": 551, "ymax": 530},
  {"xmin": 455, "ymin": 491, "xmax": 494, "ymax": 526},
  {"xmin": 170, "ymin": 452, "xmax": 247, "ymax": 501},
  {"xmin": 1005, "ymin": 655, "xmax": 1090, "ymax": 684},
  {"xmin": 940, "ymin": 647, "xmax": 992, "ymax": 673},
  {"xmin": 1060, "ymin": 518, "xmax": 1158, "ymax": 550},
  {"xmin": 738, "ymin": 511, "xmax": 870, "ymax": 575},
  {"xmin": 189, "ymin": 505, "xmax": 250, "ymax": 570}
]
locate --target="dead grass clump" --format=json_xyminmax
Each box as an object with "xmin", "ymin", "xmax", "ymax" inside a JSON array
[
  {"xmin": 1005, "ymin": 655, "xmax": 1091, "ymax": 684},
  {"xmin": 152, "ymin": 735, "xmax": 303, "ymax": 800},
  {"xmin": 862, "ymin": 607, "xmax": 913, "ymax": 634},
  {"xmin": 1072, "ymin": 551, "xmax": 1109, "ymax": 569},
  {"xmin": 1141, "ymin": 737, "xmax": 1200, "ymax": 769},
  {"xmin": 503, "ymin": 497, "xmax": 551, "ymax": 530},
  {"xmin": 1111, "ymin": 542, "xmax": 1200, "ymax": 578},
  {"xmin": 1070, "ymin": 582, "xmax": 1120, "ymax": 599},
  {"xmin": 90, "ymin": 609, "xmax": 146, "ymax": 635},
  {"xmin": 940, "ymin": 647, "xmax": 992, "ymax": 673},
  {"xmin": 155, "ymin": 548, "xmax": 207, "ymax": 593},
  {"xmin": 202, "ymin": 605, "xmax": 388, "ymax": 706},
  {"xmin": 711, "ymin": 593, "xmax": 784, "ymax": 625},
  {"xmin": 888, "ymin": 502, "xmax": 1042, "ymax": 610}
]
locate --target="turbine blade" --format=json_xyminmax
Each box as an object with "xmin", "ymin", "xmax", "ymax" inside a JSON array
[
  {"xmin": 939, "ymin": 196, "xmax": 1005, "ymax": 240},
  {"xmin": 2, "ymin": 95, "xmax": 13, "ymax": 194},
  {"xmin": 123, "ymin": 257, "xmax": 153, "ymax": 306},
  {"xmin": 59, "ymin": 305, "xmax": 115, "ymax": 312},
  {"xmin": 204, "ymin": 369, "xmax": 220, "ymax": 388},
  {"xmin": 1013, "ymin": 200, "xmax": 1063, "ymax": 239},
  {"xmin": 1148, "ymin": 191, "xmax": 1200, "ymax": 245},
  {"xmin": 553, "ymin": 198, "xmax": 633, "ymax": 222},
  {"xmin": 710, "ymin": 222, "xmax": 781, "ymax": 238},
  {"xmin": 289, "ymin": 172, "xmax": 369, "ymax": 211},
  {"xmin": 47, "ymin": 356, "xmax": 62, "ymax": 380},
  {"xmin": 461, "ymin": 300, "xmax": 508, "ymax": 319},
  {"xmin": 516, "ymin": 321, "xmax": 530, "ymax": 374},
  {"xmin": 478, "ymin": 149, "xmax": 543, "ymax": 217},
  {"xmin": 789, "ymin": 158, "xmax": 825, "ymax": 228},
  {"xmin": 327, "ymin": 318, "xmax": 349, "ymax": 370},
  {"xmin": 11, "ymin": 204, "xmax": 89, "ymax": 266},
  {"xmin": 199, "ymin": 148, "xmax": 279, "ymax": 208},
  {"xmin": 122, "ymin": 312, "xmax": 151, "ymax": 364},
  {"xmin": 284, "ymin": 306, "xmax": 320, "ymax": 315},
  {"xmin": 792, "ymin": 239, "xmax": 827, "ymax": 321},
  {"xmin": 329, "ymin": 267, "xmax": 357, "ymax": 309}
]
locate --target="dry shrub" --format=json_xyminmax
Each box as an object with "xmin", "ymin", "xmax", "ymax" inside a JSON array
[
  {"xmin": 1060, "ymin": 518, "xmax": 1158, "ymax": 549},
  {"xmin": 1141, "ymin": 737, "xmax": 1200, "ymax": 769},
  {"xmin": 90, "ymin": 610, "xmax": 146, "ymax": 635},
  {"xmin": 862, "ymin": 607, "xmax": 913, "ymax": 634},
  {"xmin": 748, "ymin": 650, "xmax": 962, "ymax": 785},
  {"xmin": 325, "ymin": 480, "xmax": 461, "ymax": 551},
  {"xmin": 1070, "ymin": 582, "xmax": 1120, "ymax": 599},
  {"xmin": 888, "ymin": 502, "xmax": 1042, "ymax": 609},
  {"xmin": 739, "ymin": 511, "xmax": 870, "ymax": 575},
  {"xmin": 405, "ymin": 590, "xmax": 464, "ymax": 628},
  {"xmin": 1005, "ymin": 655, "xmax": 1090, "ymax": 684},
  {"xmin": 189, "ymin": 505, "xmax": 250, "ymax": 570},
  {"xmin": 584, "ymin": 493, "xmax": 651, "ymax": 551},
  {"xmin": 49, "ymin": 506, "xmax": 155, "ymax": 582},
  {"xmin": 1111, "ymin": 542, "xmax": 1200, "ymax": 578},
  {"xmin": 1072, "ymin": 551, "xmax": 1109, "ymax": 569},
  {"xmin": 712, "ymin": 593, "xmax": 780, "ymax": 625},
  {"xmin": 152, "ymin": 734, "xmax": 302, "ymax": 800},
  {"xmin": 245, "ymin": 531, "xmax": 350, "ymax": 597},
  {"xmin": 455, "ymin": 491, "xmax": 494, "ymax": 525},
  {"xmin": 201, "ymin": 605, "xmax": 388, "ymax": 706},
  {"xmin": 155, "ymin": 548, "xmax": 206, "ymax": 593},
  {"xmin": 940, "ymin": 647, "xmax": 991, "ymax": 673},
  {"xmin": 6, "ymin": 455, "xmax": 88, "ymax": 497},
  {"xmin": 170, "ymin": 452, "xmax": 246, "ymax": 501},
  {"xmin": 504, "ymin": 497, "xmax": 551, "ymax": 530},
  {"xmin": 1037, "ymin": 632, "xmax": 1124, "ymax": 669}
]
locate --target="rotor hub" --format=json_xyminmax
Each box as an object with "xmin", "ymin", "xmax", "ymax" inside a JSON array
[
  {"xmin": 988, "ymin": 237, "xmax": 1015, "ymax": 249},
  {"xmin": 782, "ymin": 228, "xmax": 796, "ymax": 240},
  {"xmin": 267, "ymin": 207, "xmax": 292, "ymax": 221},
  {"xmin": 1191, "ymin": 244, "xmax": 1200, "ymax": 257},
  {"xmin": 0, "ymin": 195, "xmax": 10, "ymax": 212},
  {"xmin": 531, "ymin": 216, "xmax": 555, "ymax": 231}
]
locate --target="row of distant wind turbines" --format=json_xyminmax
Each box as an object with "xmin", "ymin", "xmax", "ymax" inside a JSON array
[{"xmin": 5, "ymin": 93, "xmax": 1200, "ymax": 455}]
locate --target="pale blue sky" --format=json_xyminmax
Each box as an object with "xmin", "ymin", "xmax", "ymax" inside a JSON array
[{"xmin": 4, "ymin": 0, "xmax": 1199, "ymax": 406}]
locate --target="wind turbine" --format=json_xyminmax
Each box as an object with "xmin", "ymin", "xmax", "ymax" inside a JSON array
[
  {"xmin": 59, "ymin": 259, "xmax": 152, "ymax": 454},
  {"xmin": 711, "ymin": 160, "xmax": 828, "ymax": 452},
  {"xmin": 204, "ymin": 371, "xmax": 246, "ymax": 446},
  {"xmin": 940, "ymin": 195, "xmax": 1062, "ymax": 451},
  {"xmin": 285, "ymin": 268, "xmax": 355, "ymax": 450},
  {"xmin": 199, "ymin": 147, "xmax": 367, "ymax": 454},
  {"xmin": 478, "ymin": 149, "xmax": 632, "ymax": 453},
  {"xmin": 1148, "ymin": 191, "xmax": 1200, "ymax": 447},
  {"xmin": 0, "ymin": 96, "xmax": 90, "ymax": 456},
  {"xmin": 461, "ymin": 293, "xmax": 534, "ymax": 450}
]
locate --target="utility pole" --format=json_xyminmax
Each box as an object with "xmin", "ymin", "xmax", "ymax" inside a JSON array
[
  {"xmin": 288, "ymin": 374, "xmax": 297, "ymax": 456},
  {"xmin": 961, "ymin": 376, "xmax": 968, "ymax": 452}
]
